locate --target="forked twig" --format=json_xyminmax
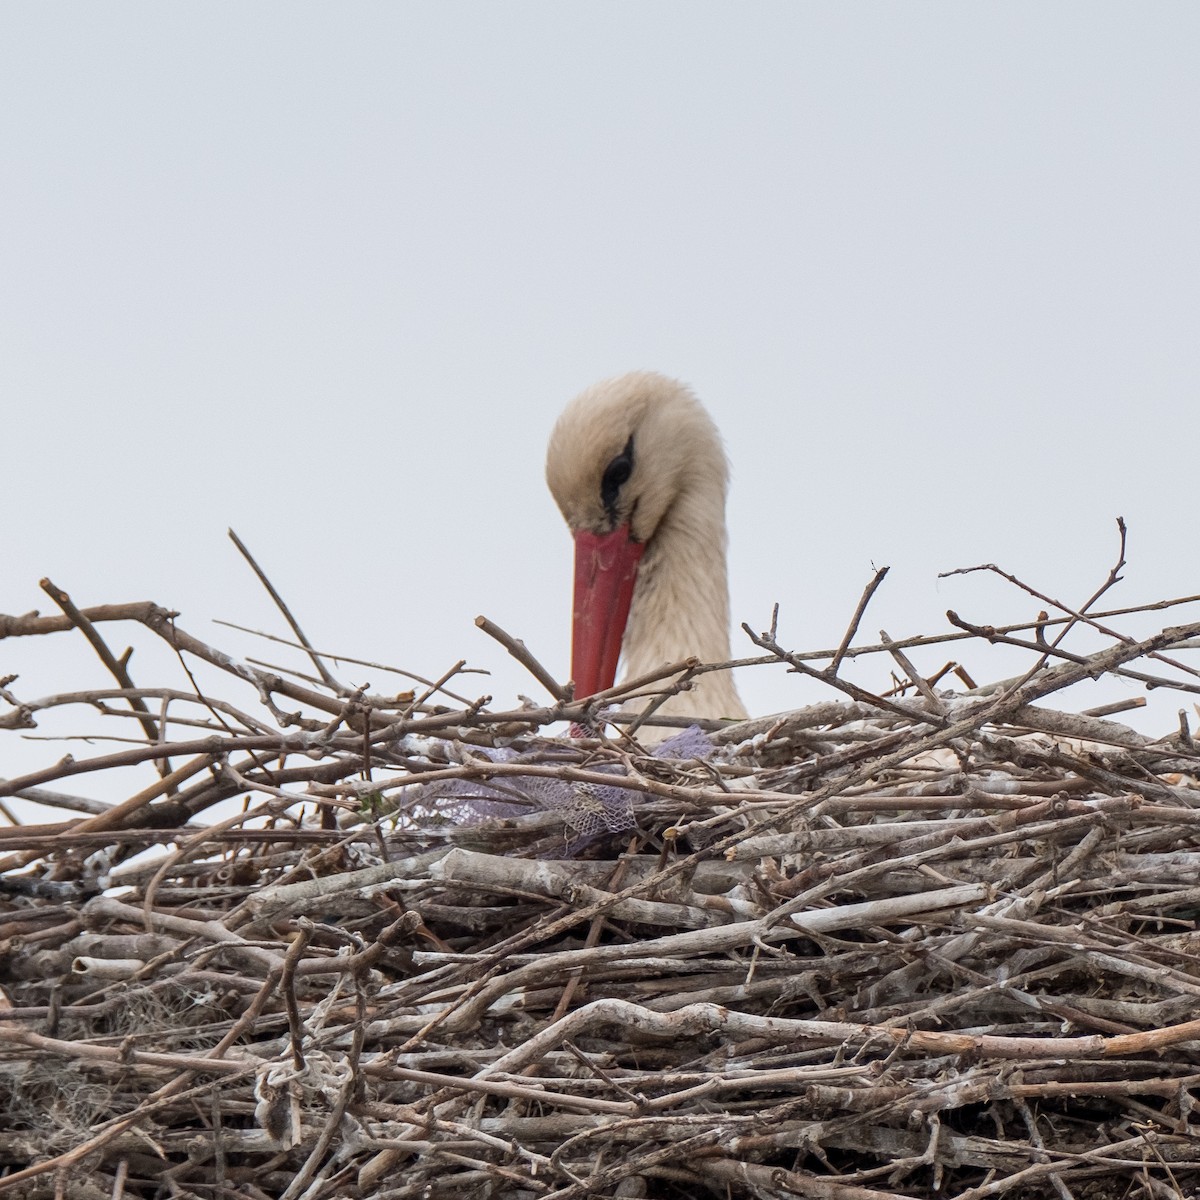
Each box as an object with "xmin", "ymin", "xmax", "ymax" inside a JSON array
[{"xmin": 40, "ymin": 578, "xmax": 171, "ymax": 779}]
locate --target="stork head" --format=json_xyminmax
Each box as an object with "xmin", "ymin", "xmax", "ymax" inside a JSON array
[{"xmin": 545, "ymin": 371, "xmax": 728, "ymax": 702}]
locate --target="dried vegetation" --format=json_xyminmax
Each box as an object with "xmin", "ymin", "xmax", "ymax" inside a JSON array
[{"xmin": 3, "ymin": 528, "xmax": 1200, "ymax": 1198}]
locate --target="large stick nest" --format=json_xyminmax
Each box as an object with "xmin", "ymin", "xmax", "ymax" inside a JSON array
[{"xmin": 3, "ymin": 543, "xmax": 1200, "ymax": 1199}]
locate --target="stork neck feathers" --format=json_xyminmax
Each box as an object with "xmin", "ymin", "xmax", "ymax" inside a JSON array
[{"xmin": 621, "ymin": 428, "xmax": 744, "ymax": 721}]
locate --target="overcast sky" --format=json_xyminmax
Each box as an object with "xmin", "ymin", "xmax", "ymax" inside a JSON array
[{"xmin": 3, "ymin": 4, "xmax": 1199, "ymax": 798}]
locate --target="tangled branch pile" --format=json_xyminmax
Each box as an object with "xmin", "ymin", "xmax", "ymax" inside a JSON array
[{"xmin": 3, "ymin": 556, "xmax": 1200, "ymax": 1199}]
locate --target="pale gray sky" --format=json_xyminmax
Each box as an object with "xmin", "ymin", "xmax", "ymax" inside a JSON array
[{"xmin": 3, "ymin": 4, "xmax": 1199, "ymax": 795}]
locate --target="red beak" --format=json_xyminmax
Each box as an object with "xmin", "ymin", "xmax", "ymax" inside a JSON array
[{"xmin": 571, "ymin": 525, "xmax": 646, "ymax": 701}]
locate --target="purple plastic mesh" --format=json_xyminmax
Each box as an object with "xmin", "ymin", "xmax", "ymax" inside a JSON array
[{"xmin": 410, "ymin": 725, "xmax": 715, "ymax": 848}]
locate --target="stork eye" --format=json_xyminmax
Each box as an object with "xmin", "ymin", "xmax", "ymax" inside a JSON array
[{"xmin": 600, "ymin": 437, "xmax": 635, "ymax": 515}]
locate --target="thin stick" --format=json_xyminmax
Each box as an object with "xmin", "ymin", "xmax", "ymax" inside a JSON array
[
  {"xmin": 880, "ymin": 630, "xmax": 944, "ymax": 712},
  {"xmin": 475, "ymin": 615, "xmax": 569, "ymax": 702},
  {"xmin": 228, "ymin": 527, "xmax": 340, "ymax": 689},
  {"xmin": 826, "ymin": 566, "xmax": 889, "ymax": 676},
  {"xmin": 214, "ymin": 617, "xmax": 482, "ymax": 704}
]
